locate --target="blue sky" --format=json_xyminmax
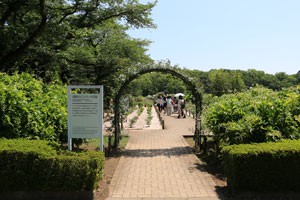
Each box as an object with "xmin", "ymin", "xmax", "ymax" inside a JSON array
[{"xmin": 128, "ymin": 0, "xmax": 300, "ymax": 75}]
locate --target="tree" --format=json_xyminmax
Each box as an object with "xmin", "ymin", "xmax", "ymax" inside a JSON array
[
  {"xmin": 229, "ymin": 71, "xmax": 246, "ymax": 92},
  {"xmin": 207, "ymin": 69, "xmax": 245, "ymax": 96},
  {"xmin": 274, "ymin": 72, "xmax": 297, "ymax": 89},
  {"xmin": 0, "ymin": 0, "xmax": 157, "ymax": 83},
  {"xmin": 241, "ymin": 69, "xmax": 266, "ymax": 88},
  {"xmin": 126, "ymin": 72, "xmax": 187, "ymax": 96},
  {"xmin": 181, "ymin": 68, "xmax": 207, "ymax": 93}
]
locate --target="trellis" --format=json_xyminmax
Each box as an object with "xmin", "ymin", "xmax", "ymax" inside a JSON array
[{"xmin": 113, "ymin": 67, "xmax": 203, "ymax": 149}]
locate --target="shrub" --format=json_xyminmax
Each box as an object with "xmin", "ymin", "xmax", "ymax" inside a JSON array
[
  {"xmin": 204, "ymin": 86, "xmax": 300, "ymax": 145},
  {"xmin": 0, "ymin": 73, "xmax": 67, "ymax": 142},
  {"xmin": 222, "ymin": 139, "xmax": 300, "ymax": 193},
  {"xmin": 0, "ymin": 139, "xmax": 104, "ymax": 191},
  {"xmin": 146, "ymin": 105, "xmax": 153, "ymax": 125},
  {"xmin": 129, "ymin": 116, "xmax": 138, "ymax": 128}
]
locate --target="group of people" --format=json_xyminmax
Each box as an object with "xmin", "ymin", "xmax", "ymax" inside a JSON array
[{"xmin": 156, "ymin": 95, "xmax": 186, "ymax": 118}]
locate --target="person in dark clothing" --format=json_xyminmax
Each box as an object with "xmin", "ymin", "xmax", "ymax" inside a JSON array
[{"xmin": 177, "ymin": 95, "xmax": 186, "ymax": 118}]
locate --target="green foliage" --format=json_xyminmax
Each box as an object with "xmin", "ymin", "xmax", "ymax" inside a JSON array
[
  {"xmin": 127, "ymin": 72, "xmax": 188, "ymax": 97},
  {"xmin": 128, "ymin": 105, "xmax": 144, "ymax": 127},
  {"xmin": 0, "ymin": 0, "xmax": 157, "ymax": 111},
  {"xmin": 129, "ymin": 116, "xmax": 139, "ymax": 128},
  {"xmin": 0, "ymin": 73, "xmax": 67, "ymax": 142},
  {"xmin": 137, "ymin": 105, "xmax": 144, "ymax": 116},
  {"xmin": 103, "ymin": 135, "xmax": 129, "ymax": 149},
  {"xmin": 204, "ymin": 86, "xmax": 300, "ymax": 145},
  {"xmin": 0, "ymin": 0, "xmax": 156, "ymax": 68},
  {"xmin": 127, "ymin": 68, "xmax": 298, "ymax": 100},
  {"xmin": 180, "ymin": 68, "xmax": 299, "ymax": 97},
  {"xmin": 222, "ymin": 139, "xmax": 300, "ymax": 193},
  {"xmin": 146, "ymin": 105, "xmax": 153, "ymax": 125},
  {"xmin": 0, "ymin": 139, "xmax": 104, "ymax": 191},
  {"xmin": 208, "ymin": 69, "xmax": 246, "ymax": 96}
]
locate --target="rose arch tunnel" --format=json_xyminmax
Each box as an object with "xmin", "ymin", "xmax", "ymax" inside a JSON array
[{"xmin": 113, "ymin": 67, "xmax": 203, "ymax": 149}]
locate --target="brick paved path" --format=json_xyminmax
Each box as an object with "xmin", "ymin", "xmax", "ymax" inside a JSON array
[{"xmin": 107, "ymin": 112, "xmax": 223, "ymax": 200}]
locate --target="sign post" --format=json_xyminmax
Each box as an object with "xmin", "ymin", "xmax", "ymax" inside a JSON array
[{"xmin": 68, "ymin": 85, "xmax": 103, "ymax": 151}]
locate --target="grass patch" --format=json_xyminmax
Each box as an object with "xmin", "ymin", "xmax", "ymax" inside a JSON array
[
  {"xmin": 80, "ymin": 135, "xmax": 129, "ymax": 151},
  {"xmin": 184, "ymin": 136, "xmax": 195, "ymax": 147}
]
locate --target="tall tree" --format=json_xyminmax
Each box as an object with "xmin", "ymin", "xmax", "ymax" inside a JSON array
[
  {"xmin": 230, "ymin": 71, "xmax": 246, "ymax": 92},
  {"xmin": 127, "ymin": 72, "xmax": 187, "ymax": 97},
  {"xmin": 0, "ymin": 0, "xmax": 156, "ymax": 83},
  {"xmin": 274, "ymin": 72, "xmax": 297, "ymax": 89}
]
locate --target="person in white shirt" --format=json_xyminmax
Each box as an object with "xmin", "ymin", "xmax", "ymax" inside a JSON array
[{"xmin": 166, "ymin": 96, "xmax": 174, "ymax": 116}]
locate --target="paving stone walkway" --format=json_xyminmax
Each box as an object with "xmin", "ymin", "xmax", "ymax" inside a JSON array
[{"xmin": 107, "ymin": 110, "xmax": 223, "ymax": 200}]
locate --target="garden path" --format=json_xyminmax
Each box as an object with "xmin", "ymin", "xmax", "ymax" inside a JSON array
[
  {"xmin": 104, "ymin": 107, "xmax": 162, "ymax": 134},
  {"xmin": 124, "ymin": 106, "xmax": 162, "ymax": 130},
  {"xmin": 106, "ymin": 109, "xmax": 223, "ymax": 200}
]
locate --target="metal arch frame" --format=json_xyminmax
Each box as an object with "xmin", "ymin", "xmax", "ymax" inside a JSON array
[{"xmin": 113, "ymin": 67, "xmax": 203, "ymax": 149}]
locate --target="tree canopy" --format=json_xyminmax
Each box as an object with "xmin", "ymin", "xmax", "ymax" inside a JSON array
[{"xmin": 0, "ymin": 0, "xmax": 156, "ymax": 83}]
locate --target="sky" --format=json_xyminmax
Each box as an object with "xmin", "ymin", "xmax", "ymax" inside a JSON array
[{"xmin": 127, "ymin": 0, "xmax": 300, "ymax": 75}]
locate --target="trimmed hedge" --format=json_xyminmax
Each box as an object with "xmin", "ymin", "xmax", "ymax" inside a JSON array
[
  {"xmin": 0, "ymin": 139, "xmax": 104, "ymax": 191},
  {"xmin": 222, "ymin": 139, "xmax": 300, "ymax": 193}
]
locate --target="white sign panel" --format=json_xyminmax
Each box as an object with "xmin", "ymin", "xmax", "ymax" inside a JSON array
[{"xmin": 68, "ymin": 85, "xmax": 103, "ymax": 151}]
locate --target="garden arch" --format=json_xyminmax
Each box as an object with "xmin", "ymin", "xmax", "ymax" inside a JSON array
[{"xmin": 113, "ymin": 68, "xmax": 203, "ymax": 149}]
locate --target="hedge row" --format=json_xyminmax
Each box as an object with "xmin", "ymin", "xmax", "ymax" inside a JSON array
[
  {"xmin": 222, "ymin": 139, "xmax": 300, "ymax": 193},
  {"xmin": 0, "ymin": 139, "xmax": 104, "ymax": 191}
]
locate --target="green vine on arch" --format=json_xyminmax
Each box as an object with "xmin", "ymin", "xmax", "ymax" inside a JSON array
[{"xmin": 113, "ymin": 64, "xmax": 203, "ymax": 149}]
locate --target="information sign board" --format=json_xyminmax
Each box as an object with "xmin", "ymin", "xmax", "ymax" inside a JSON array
[{"xmin": 68, "ymin": 85, "xmax": 103, "ymax": 151}]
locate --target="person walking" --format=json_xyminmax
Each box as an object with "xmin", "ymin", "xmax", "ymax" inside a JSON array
[
  {"xmin": 181, "ymin": 96, "xmax": 186, "ymax": 118},
  {"xmin": 156, "ymin": 96, "xmax": 164, "ymax": 112},
  {"xmin": 163, "ymin": 96, "xmax": 167, "ymax": 114},
  {"xmin": 166, "ymin": 96, "xmax": 174, "ymax": 116},
  {"xmin": 173, "ymin": 97, "xmax": 178, "ymax": 113},
  {"xmin": 177, "ymin": 95, "xmax": 186, "ymax": 118}
]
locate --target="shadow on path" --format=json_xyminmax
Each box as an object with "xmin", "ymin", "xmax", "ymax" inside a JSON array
[{"xmin": 122, "ymin": 146, "xmax": 194, "ymax": 158}]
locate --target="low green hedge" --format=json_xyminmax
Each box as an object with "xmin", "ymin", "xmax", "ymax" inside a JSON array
[
  {"xmin": 0, "ymin": 139, "xmax": 104, "ymax": 192},
  {"xmin": 222, "ymin": 139, "xmax": 300, "ymax": 193}
]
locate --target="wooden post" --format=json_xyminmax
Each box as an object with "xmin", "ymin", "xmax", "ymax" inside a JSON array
[
  {"xmin": 203, "ymin": 135, "xmax": 207, "ymax": 154},
  {"xmin": 121, "ymin": 115, "xmax": 124, "ymax": 130},
  {"xmin": 108, "ymin": 134, "xmax": 112, "ymax": 154}
]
